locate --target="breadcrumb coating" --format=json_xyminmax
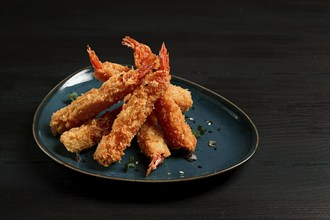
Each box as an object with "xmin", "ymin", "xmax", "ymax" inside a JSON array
[
  {"xmin": 137, "ymin": 113, "xmax": 171, "ymax": 176},
  {"xmin": 60, "ymin": 107, "xmax": 121, "ymax": 153},
  {"xmin": 154, "ymin": 94, "xmax": 197, "ymax": 152},
  {"xmin": 165, "ymin": 84, "xmax": 193, "ymax": 112},
  {"xmin": 94, "ymin": 71, "xmax": 170, "ymax": 166},
  {"xmin": 50, "ymin": 59, "xmax": 155, "ymax": 135},
  {"xmin": 94, "ymin": 44, "xmax": 170, "ymax": 166}
]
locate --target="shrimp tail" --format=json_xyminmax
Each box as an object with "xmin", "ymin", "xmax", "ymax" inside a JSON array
[
  {"xmin": 146, "ymin": 155, "xmax": 165, "ymax": 176},
  {"xmin": 157, "ymin": 43, "xmax": 171, "ymax": 83},
  {"xmin": 122, "ymin": 36, "xmax": 159, "ymax": 69},
  {"xmin": 159, "ymin": 43, "xmax": 170, "ymax": 72},
  {"xmin": 121, "ymin": 36, "xmax": 140, "ymax": 49},
  {"xmin": 87, "ymin": 45, "xmax": 102, "ymax": 69}
]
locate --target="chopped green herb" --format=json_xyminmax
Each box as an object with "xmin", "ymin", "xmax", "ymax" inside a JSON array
[
  {"xmin": 192, "ymin": 130, "xmax": 200, "ymax": 139},
  {"xmin": 68, "ymin": 92, "xmax": 78, "ymax": 102},
  {"xmin": 75, "ymin": 152, "xmax": 81, "ymax": 162},
  {"xmin": 193, "ymin": 125, "xmax": 205, "ymax": 139},
  {"xmin": 198, "ymin": 125, "xmax": 205, "ymax": 135},
  {"xmin": 125, "ymin": 156, "xmax": 136, "ymax": 172}
]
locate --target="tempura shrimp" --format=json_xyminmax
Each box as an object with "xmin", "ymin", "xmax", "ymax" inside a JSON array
[
  {"xmin": 59, "ymin": 107, "xmax": 122, "ymax": 153},
  {"xmin": 94, "ymin": 43, "xmax": 171, "ymax": 167},
  {"xmin": 137, "ymin": 113, "xmax": 171, "ymax": 176},
  {"xmin": 154, "ymin": 94, "xmax": 197, "ymax": 152},
  {"xmin": 50, "ymin": 55, "xmax": 156, "ymax": 135},
  {"xmin": 122, "ymin": 36, "xmax": 196, "ymax": 152}
]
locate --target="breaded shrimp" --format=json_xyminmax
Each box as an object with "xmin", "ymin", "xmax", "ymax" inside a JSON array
[
  {"xmin": 136, "ymin": 85, "xmax": 193, "ymax": 175},
  {"xmin": 87, "ymin": 46, "xmax": 131, "ymax": 81},
  {"xmin": 165, "ymin": 85, "xmax": 193, "ymax": 112},
  {"xmin": 94, "ymin": 43, "xmax": 171, "ymax": 167},
  {"xmin": 122, "ymin": 36, "xmax": 196, "ymax": 153},
  {"xmin": 154, "ymin": 94, "xmax": 197, "ymax": 152},
  {"xmin": 123, "ymin": 36, "xmax": 196, "ymax": 150},
  {"xmin": 59, "ymin": 107, "xmax": 121, "ymax": 153},
  {"xmin": 137, "ymin": 113, "xmax": 171, "ymax": 176},
  {"xmin": 50, "ymin": 57, "xmax": 156, "ymax": 135},
  {"xmin": 88, "ymin": 56, "xmax": 192, "ymax": 111},
  {"xmin": 124, "ymin": 36, "xmax": 195, "ymax": 111}
]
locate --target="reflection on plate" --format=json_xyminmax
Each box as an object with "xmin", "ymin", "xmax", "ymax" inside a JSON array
[{"xmin": 32, "ymin": 67, "xmax": 259, "ymax": 182}]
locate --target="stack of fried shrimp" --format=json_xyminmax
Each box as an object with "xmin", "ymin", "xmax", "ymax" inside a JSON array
[{"xmin": 50, "ymin": 36, "xmax": 197, "ymax": 176}]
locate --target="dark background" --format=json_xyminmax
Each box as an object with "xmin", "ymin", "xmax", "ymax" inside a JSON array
[{"xmin": 1, "ymin": 0, "xmax": 329, "ymax": 219}]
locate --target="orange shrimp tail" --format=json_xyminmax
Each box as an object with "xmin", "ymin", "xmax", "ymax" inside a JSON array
[
  {"xmin": 122, "ymin": 36, "xmax": 158, "ymax": 69},
  {"xmin": 86, "ymin": 45, "xmax": 102, "ymax": 69},
  {"xmin": 159, "ymin": 43, "xmax": 170, "ymax": 72},
  {"xmin": 146, "ymin": 155, "xmax": 165, "ymax": 176},
  {"xmin": 158, "ymin": 43, "xmax": 171, "ymax": 84},
  {"xmin": 121, "ymin": 36, "xmax": 140, "ymax": 49}
]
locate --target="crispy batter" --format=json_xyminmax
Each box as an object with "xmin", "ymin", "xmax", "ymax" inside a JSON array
[
  {"xmin": 136, "ymin": 86, "xmax": 192, "ymax": 176},
  {"xmin": 87, "ymin": 46, "xmax": 131, "ymax": 81},
  {"xmin": 52, "ymin": 37, "xmax": 197, "ymax": 176},
  {"xmin": 166, "ymin": 84, "xmax": 193, "ymax": 112},
  {"xmin": 137, "ymin": 113, "xmax": 171, "ymax": 176},
  {"xmin": 94, "ymin": 44, "xmax": 170, "ymax": 167},
  {"xmin": 59, "ymin": 85, "xmax": 192, "ymax": 154},
  {"xmin": 88, "ymin": 44, "xmax": 192, "ymax": 111},
  {"xmin": 154, "ymin": 94, "xmax": 197, "ymax": 152},
  {"xmin": 59, "ymin": 107, "xmax": 121, "ymax": 153},
  {"xmin": 50, "ymin": 59, "xmax": 155, "ymax": 135},
  {"xmin": 122, "ymin": 36, "xmax": 196, "ymax": 160}
]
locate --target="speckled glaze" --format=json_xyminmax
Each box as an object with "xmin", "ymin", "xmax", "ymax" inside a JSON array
[{"xmin": 32, "ymin": 67, "xmax": 259, "ymax": 182}]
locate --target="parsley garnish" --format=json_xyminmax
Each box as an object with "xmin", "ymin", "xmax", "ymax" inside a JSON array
[
  {"xmin": 125, "ymin": 156, "xmax": 136, "ymax": 172},
  {"xmin": 192, "ymin": 125, "xmax": 205, "ymax": 139},
  {"xmin": 68, "ymin": 92, "xmax": 78, "ymax": 102}
]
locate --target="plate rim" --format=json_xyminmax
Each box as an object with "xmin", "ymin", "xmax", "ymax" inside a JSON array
[{"xmin": 32, "ymin": 66, "xmax": 259, "ymax": 183}]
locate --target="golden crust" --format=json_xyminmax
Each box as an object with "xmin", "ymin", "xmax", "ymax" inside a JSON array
[
  {"xmin": 59, "ymin": 107, "xmax": 121, "ymax": 153},
  {"xmin": 94, "ymin": 62, "xmax": 131, "ymax": 82},
  {"xmin": 165, "ymin": 84, "xmax": 193, "ymax": 112},
  {"xmin": 51, "ymin": 38, "xmax": 197, "ymax": 176},
  {"xmin": 137, "ymin": 113, "xmax": 171, "ymax": 176},
  {"xmin": 94, "ymin": 68, "xmax": 170, "ymax": 166},
  {"xmin": 50, "ymin": 63, "xmax": 154, "ymax": 135},
  {"xmin": 154, "ymin": 95, "xmax": 197, "ymax": 152},
  {"xmin": 137, "ymin": 114, "xmax": 170, "ymax": 158}
]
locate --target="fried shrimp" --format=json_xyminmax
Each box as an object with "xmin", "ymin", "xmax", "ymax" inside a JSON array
[
  {"xmin": 154, "ymin": 94, "xmax": 197, "ymax": 152},
  {"xmin": 50, "ymin": 37, "xmax": 198, "ymax": 176},
  {"xmin": 136, "ymin": 86, "xmax": 192, "ymax": 176},
  {"xmin": 50, "ymin": 57, "xmax": 156, "ymax": 135},
  {"xmin": 121, "ymin": 36, "xmax": 193, "ymax": 111},
  {"xmin": 94, "ymin": 43, "xmax": 170, "ymax": 167},
  {"xmin": 122, "ymin": 36, "xmax": 196, "ymax": 154},
  {"xmin": 88, "ymin": 57, "xmax": 192, "ymax": 111},
  {"xmin": 137, "ymin": 113, "xmax": 170, "ymax": 176},
  {"xmin": 165, "ymin": 85, "xmax": 193, "ymax": 112},
  {"xmin": 59, "ymin": 107, "xmax": 122, "ymax": 153}
]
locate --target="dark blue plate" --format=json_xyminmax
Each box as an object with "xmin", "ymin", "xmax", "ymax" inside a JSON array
[{"xmin": 32, "ymin": 67, "xmax": 259, "ymax": 182}]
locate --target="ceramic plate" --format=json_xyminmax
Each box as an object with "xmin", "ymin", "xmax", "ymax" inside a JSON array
[{"xmin": 33, "ymin": 67, "xmax": 259, "ymax": 182}]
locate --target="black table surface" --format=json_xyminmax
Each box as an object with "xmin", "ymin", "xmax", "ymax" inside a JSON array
[{"xmin": 1, "ymin": 0, "xmax": 329, "ymax": 219}]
